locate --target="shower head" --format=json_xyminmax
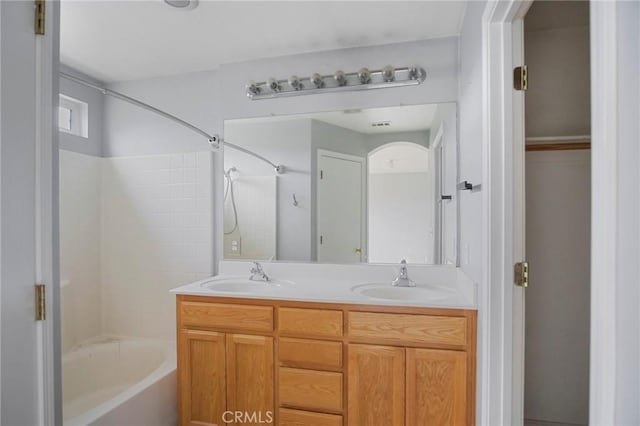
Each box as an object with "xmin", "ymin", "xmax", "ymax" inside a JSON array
[{"xmin": 224, "ymin": 167, "xmax": 237, "ymax": 179}]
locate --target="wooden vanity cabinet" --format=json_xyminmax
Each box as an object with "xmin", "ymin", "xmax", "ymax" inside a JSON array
[
  {"xmin": 177, "ymin": 299, "xmax": 275, "ymax": 426},
  {"xmin": 177, "ymin": 295, "xmax": 476, "ymax": 426},
  {"xmin": 179, "ymin": 329, "xmax": 226, "ymax": 426}
]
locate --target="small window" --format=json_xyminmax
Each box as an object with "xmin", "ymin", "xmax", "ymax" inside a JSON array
[
  {"xmin": 59, "ymin": 94, "xmax": 88, "ymax": 138},
  {"xmin": 58, "ymin": 106, "xmax": 72, "ymax": 131}
]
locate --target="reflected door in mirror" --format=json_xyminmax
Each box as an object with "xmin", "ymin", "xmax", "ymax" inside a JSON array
[{"xmin": 317, "ymin": 150, "xmax": 365, "ymax": 263}]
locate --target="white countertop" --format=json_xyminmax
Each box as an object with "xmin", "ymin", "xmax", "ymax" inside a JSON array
[{"xmin": 171, "ymin": 261, "xmax": 477, "ymax": 310}]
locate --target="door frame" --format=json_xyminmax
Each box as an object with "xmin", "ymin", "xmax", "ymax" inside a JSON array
[
  {"xmin": 432, "ymin": 123, "xmax": 445, "ymax": 264},
  {"xmin": 0, "ymin": 1, "xmax": 60, "ymax": 425},
  {"xmin": 482, "ymin": 1, "xmax": 640, "ymax": 425},
  {"xmin": 37, "ymin": 1, "xmax": 61, "ymax": 425},
  {"xmin": 481, "ymin": 1, "xmax": 532, "ymax": 425},
  {"xmin": 316, "ymin": 149, "xmax": 366, "ymax": 262}
]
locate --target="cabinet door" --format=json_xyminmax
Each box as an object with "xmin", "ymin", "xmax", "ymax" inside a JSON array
[
  {"xmin": 406, "ymin": 348, "xmax": 468, "ymax": 426},
  {"xmin": 226, "ymin": 334, "xmax": 274, "ymax": 424},
  {"xmin": 347, "ymin": 344, "xmax": 404, "ymax": 426},
  {"xmin": 179, "ymin": 329, "xmax": 226, "ymax": 426}
]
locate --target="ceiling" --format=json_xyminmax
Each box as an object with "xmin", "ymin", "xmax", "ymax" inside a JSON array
[
  {"xmin": 307, "ymin": 104, "xmax": 437, "ymax": 134},
  {"xmin": 60, "ymin": 1, "xmax": 467, "ymax": 83},
  {"xmin": 229, "ymin": 103, "xmax": 439, "ymax": 134}
]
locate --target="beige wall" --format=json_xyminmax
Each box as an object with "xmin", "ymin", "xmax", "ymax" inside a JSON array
[
  {"xmin": 523, "ymin": 2, "xmax": 590, "ymax": 425},
  {"xmin": 525, "ymin": 1, "xmax": 590, "ymax": 138}
]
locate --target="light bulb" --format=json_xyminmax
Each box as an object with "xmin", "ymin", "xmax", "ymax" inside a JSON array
[
  {"xmin": 334, "ymin": 70, "xmax": 347, "ymax": 86},
  {"xmin": 311, "ymin": 73, "xmax": 324, "ymax": 88},
  {"xmin": 357, "ymin": 68, "xmax": 371, "ymax": 84},
  {"xmin": 382, "ymin": 65, "xmax": 395, "ymax": 82},
  {"xmin": 246, "ymin": 81, "xmax": 260, "ymax": 96},
  {"xmin": 288, "ymin": 75, "xmax": 302, "ymax": 90},
  {"xmin": 268, "ymin": 78, "xmax": 280, "ymax": 92},
  {"xmin": 409, "ymin": 65, "xmax": 421, "ymax": 80}
]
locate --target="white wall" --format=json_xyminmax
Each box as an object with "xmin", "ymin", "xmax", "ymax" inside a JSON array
[
  {"xmin": 458, "ymin": 1, "xmax": 485, "ymax": 283},
  {"xmin": 369, "ymin": 171, "xmax": 432, "ymax": 264},
  {"xmin": 59, "ymin": 151, "xmax": 102, "ymax": 353},
  {"xmin": 611, "ymin": 3, "xmax": 640, "ymax": 422},
  {"xmin": 103, "ymin": 70, "xmax": 219, "ymax": 157},
  {"xmin": 59, "ymin": 65, "xmax": 104, "ymax": 157},
  {"xmin": 589, "ymin": 1, "xmax": 640, "ymax": 424},
  {"xmin": 101, "ymin": 152, "xmax": 213, "ymax": 340}
]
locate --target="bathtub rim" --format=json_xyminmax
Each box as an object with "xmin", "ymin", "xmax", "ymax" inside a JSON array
[{"xmin": 62, "ymin": 336, "xmax": 176, "ymax": 426}]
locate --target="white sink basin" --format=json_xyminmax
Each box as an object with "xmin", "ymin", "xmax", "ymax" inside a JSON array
[
  {"xmin": 201, "ymin": 276, "xmax": 293, "ymax": 293},
  {"xmin": 351, "ymin": 283, "xmax": 454, "ymax": 301}
]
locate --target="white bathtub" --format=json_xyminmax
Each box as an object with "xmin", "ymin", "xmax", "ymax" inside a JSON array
[{"xmin": 62, "ymin": 336, "xmax": 177, "ymax": 426}]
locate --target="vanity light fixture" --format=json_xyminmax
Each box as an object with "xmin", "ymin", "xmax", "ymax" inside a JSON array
[
  {"xmin": 246, "ymin": 64, "xmax": 427, "ymax": 100},
  {"xmin": 246, "ymin": 81, "xmax": 261, "ymax": 96},
  {"xmin": 164, "ymin": 0, "xmax": 199, "ymax": 10},
  {"xmin": 268, "ymin": 78, "xmax": 281, "ymax": 93},
  {"xmin": 288, "ymin": 75, "xmax": 302, "ymax": 90},
  {"xmin": 310, "ymin": 73, "xmax": 324, "ymax": 88},
  {"xmin": 382, "ymin": 65, "xmax": 395, "ymax": 82},
  {"xmin": 357, "ymin": 67, "xmax": 372, "ymax": 84}
]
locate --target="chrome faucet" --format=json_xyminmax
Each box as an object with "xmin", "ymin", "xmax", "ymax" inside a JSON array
[
  {"xmin": 392, "ymin": 259, "xmax": 415, "ymax": 287},
  {"xmin": 249, "ymin": 261, "xmax": 270, "ymax": 282}
]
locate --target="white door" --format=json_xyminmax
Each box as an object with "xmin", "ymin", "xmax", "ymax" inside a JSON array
[
  {"xmin": 317, "ymin": 150, "xmax": 365, "ymax": 263},
  {"xmin": 0, "ymin": 1, "xmax": 58, "ymax": 425}
]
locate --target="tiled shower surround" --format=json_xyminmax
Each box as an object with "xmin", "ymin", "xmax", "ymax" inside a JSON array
[{"xmin": 60, "ymin": 150, "xmax": 213, "ymax": 351}]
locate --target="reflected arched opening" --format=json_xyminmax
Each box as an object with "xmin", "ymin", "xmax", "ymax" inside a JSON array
[{"xmin": 367, "ymin": 142, "xmax": 434, "ymax": 264}]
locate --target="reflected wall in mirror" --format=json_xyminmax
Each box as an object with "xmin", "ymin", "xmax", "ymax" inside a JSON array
[{"xmin": 223, "ymin": 103, "xmax": 457, "ymax": 265}]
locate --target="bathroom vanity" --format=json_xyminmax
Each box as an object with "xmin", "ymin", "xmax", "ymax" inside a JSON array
[{"xmin": 173, "ymin": 263, "xmax": 477, "ymax": 426}]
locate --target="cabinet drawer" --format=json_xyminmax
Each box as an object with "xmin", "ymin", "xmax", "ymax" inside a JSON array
[
  {"xmin": 180, "ymin": 301, "xmax": 273, "ymax": 333},
  {"xmin": 348, "ymin": 312, "xmax": 467, "ymax": 347},
  {"xmin": 278, "ymin": 307, "xmax": 343, "ymax": 338},
  {"xmin": 279, "ymin": 338, "xmax": 342, "ymax": 370},
  {"xmin": 279, "ymin": 367, "xmax": 343, "ymax": 412},
  {"xmin": 279, "ymin": 408, "xmax": 342, "ymax": 426}
]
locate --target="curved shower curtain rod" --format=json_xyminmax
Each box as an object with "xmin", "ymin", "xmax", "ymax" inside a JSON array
[{"xmin": 60, "ymin": 71, "xmax": 285, "ymax": 174}]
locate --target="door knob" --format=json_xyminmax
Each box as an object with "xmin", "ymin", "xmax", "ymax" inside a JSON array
[{"xmin": 355, "ymin": 248, "xmax": 362, "ymax": 254}]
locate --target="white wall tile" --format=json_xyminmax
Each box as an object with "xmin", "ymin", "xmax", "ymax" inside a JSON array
[
  {"xmin": 101, "ymin": 152, "xmax": 214, "ymax": 340},
  {"xmin": 59, "ymin": 150, "xmax": 103, "ymax": 353},
  {"xmin": 60, "ymin": 150, "xmax": 214, "ymax": 349}
]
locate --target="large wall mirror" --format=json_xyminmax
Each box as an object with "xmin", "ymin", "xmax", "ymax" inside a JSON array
[{"xmin": 223, "ymin": 103, "xmax": 458, "ymax": 265}]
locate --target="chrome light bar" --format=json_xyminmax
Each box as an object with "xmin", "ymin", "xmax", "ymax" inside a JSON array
[{"xmin": 246, "ymin": 65, "xmax": 426, "ymax": 100}]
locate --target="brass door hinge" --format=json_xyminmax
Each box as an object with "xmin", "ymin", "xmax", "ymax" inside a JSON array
[
  {"xmin": 514, "ymin": 261, "xmax": 529, "ymax": 288},
  {"xmin": 35, "ymin": 0, "xmax": 45, "ymax": 35},
  {"xmin": 35, "ymin": 284, "xmax": 46, "ymax": 321},
  {"xmin": 514, "ymin": 65, "xmax": 528, "ymax": 91}
]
